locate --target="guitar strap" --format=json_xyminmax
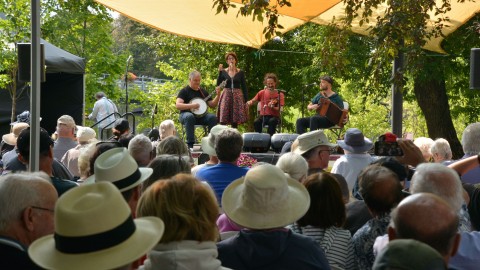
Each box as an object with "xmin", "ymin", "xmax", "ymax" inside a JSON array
[{"xmin": 198, "ymin": 88, "xmax": 206, "ymax": 99}]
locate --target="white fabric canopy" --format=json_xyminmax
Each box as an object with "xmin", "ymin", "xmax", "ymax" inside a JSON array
[{"xmin": 96, "ymin": 0, "xmax": 480, "ymax": 53}]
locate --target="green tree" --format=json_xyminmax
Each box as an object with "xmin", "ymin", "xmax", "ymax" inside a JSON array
[
  {"xmin": 42, "ymin": 0, "xmax": 125, "ymax": 114},
  {"xmin": 212, "ymin": 0, "xmax": 480, "ymax": 158},
  {"xmin": 0, "ymin": 0, "xmax": 31, "ymax": 124}
]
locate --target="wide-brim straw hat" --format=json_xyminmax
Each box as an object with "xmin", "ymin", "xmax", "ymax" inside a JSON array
[
  {"xmin": 2, "ymin": 122, "xmax": 29, "ymax": 146},
  {"xmin": 337, "ymin": 128, "xmax": 373, "ymax": 153},
  {"xmin": 84, "ymin": 147, "xmax": 152, "ymax": 192},
  {"xmin": 28, "ymin": 181, "xmax": 164, "ymax": 270},
  {"xmin": 201, "ymin": 125, "xmax": 228, "ymax": 156},
  {"xmin": 222, "ymin": 163, "xmax": 310, "ymax": 229},
  {"xmin": 293, "ymin": 129, "xmax": 336, "ymax": 155}
]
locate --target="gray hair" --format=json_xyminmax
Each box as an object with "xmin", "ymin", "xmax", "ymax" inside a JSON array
[
  {"xmin": 95, "ymin": 91, "xmax": 106, "ymax": 99},
  {"xmin": 188, "ymin": 70, "xmax": 201, "ymax": 80},
  {"xmin": 410, "ymin": 163, "xmax": 464, "ymax": 211},
  {"xmin": 430, "ymin": 138, "xmax": 452, "ymax": 161},
  {"xmin": 156, "ymin": 136, "xmax": 189, "ymax": 157},
  {"xmin": 159, "ymin": 120, "xmax": 176, "ymax": 140},
  {"xmin": 77, "ymin": 142, "xmax": 97, "ymax": 179},
  {"xmin": 128, "ymin": 134, "xmax": 153, "ymax": 167},
  {"xmin": 413, "ymin": 137, "xmax": 433, "ymax": 158},
  {"xmin": 461, "ymin": 122, "xmax": 480, "ymax": 155},
  {"xmin": 276, "ymin": 152, "xmax": 308, "ymax": 181},
  {"xmin": 0, "ymin": 172, "xmax": 51, "ymax": 231}
]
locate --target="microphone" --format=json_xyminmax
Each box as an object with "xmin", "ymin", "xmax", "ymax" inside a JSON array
[
  {"xmin": 127, "ymin": 55, "xmax": 133, "ymax": 63},
  {"xmin": 305, "ymin": 83, "xmax": 317, "ymax": 87},
  {"xmin": 277, "ymin": 89, "xmax": 287, "ymax": 93}
]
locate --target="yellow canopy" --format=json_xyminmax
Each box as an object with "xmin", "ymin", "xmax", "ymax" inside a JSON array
[{"xmin": 96, "ymin": 0, "xmax": 480, "ymax": 53}]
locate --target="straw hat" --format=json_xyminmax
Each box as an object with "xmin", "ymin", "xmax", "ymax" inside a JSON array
[
  {"xmin": 293, "ymin": 130, "xmax": 336, "ymax": 155},
  {"xmin": 84, "ymin": 147, "xmax": 153, "ymax": 192},
  {"xmin": 2, "ymin": 122, "xmax": 29, "ymax": 146},
  {"xmin": 222, "ymin": 163, "xmax": 310, "ymax": 229},
  {"xmin": 201, "ymin": 125, "xmax": 228, "ymax": 156},
  {"xmin": 28, "ymin": 181, "xmax": 164, "ymax": 270},
  {"xmin": 337, "ymin": 128, "xmax": 373, "ymax": 153}
]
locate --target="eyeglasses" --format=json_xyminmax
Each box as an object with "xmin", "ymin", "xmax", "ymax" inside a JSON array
[
  {"xmin": 31, "ymin": 206, "xmax": 55, "ymax": 213},
  {"xmin": 319, "ymin": 149, "xmax": 335, "ymax": 154}
]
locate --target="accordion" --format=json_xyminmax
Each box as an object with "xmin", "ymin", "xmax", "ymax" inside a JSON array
[{"xmin": 316, "ymin": 99, "xmax": 348, "ymax": 127}]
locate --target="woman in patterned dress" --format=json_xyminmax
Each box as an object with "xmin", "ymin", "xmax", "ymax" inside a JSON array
[{"xmin": 216, "ymin": 52, "xmax": 248, "ymax": 128}]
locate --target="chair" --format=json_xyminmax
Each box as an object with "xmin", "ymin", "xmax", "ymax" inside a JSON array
[
  {"xmin": 326, "ymin": 101, "xmax": 349, "ymax": 140},
  {"xmin": 181, "ymin": 124, "xmax": 208, "ymax": 144},
  {"xmin": 257, "ymin": 102, "xmax": 282, "ymax": 134}
]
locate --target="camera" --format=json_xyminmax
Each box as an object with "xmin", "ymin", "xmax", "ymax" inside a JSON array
[{"xmin": 374, "ymin": 141, "xmax": 403, "ymax": 156}]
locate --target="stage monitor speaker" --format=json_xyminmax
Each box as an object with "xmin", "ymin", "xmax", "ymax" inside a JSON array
[
  {"xmin": 17, "ymin": 43, "xmax": 46, "ymax": 83},
  {"xmin": 243, "ymin": 132, "xmax": 271, "ymax": 153},
  {"xmin": 470, "ymin": 48, "xmax": 480, "ymax": 89},
  {"xmin": 271, "ymin": 133, "xmax": 299, "ymax": 153}
]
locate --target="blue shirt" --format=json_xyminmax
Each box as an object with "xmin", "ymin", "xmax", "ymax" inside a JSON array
[{"xmin": 196, "ymin": 163, "xmax": 248, "ymax": 205}]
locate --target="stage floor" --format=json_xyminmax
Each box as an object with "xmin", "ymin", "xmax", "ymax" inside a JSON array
[{"xmin": 192, "ymin": 150, "xmax": 341, "ymax": 169}]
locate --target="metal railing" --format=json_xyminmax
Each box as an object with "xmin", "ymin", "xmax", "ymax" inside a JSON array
[{"xmin": 90, "ymin": 112, "xmax": 136, "ymax": 140}]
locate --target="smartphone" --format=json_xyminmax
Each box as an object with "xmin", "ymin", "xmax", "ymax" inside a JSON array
[{"xmin": 374, "ymin": 141, "xmax": 404, "ymax": 156}]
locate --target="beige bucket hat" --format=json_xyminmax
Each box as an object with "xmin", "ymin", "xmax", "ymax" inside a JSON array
[
  {"xmin": 293, "ymin": 129, "xmax": 336, "ymax": 155},
  {"xmin": 221, "ymin": 163, "xmax": 310, "ymax": 229},
  {"xmin": 201, "ymin": 124, "xmax": 229, "ymax": 156},
  {"xmin": 2, "ymin": 122, "xmax": 29, "ymax": 145}
]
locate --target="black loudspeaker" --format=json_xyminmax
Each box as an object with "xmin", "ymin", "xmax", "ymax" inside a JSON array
[
  {"xmin": 271, "ymin": 133, "xmax": 299, "ymax": 153},
  {"xmin": 17, "ymin": 43, "xmax": 46, "ymax": 82},
  {"xmin": 242, "ymin": 132, "xmax": 271, "ymax": 153},
  {"xmin": 470, "ymin": 48, "xmax": 480, "ymax": 89}
]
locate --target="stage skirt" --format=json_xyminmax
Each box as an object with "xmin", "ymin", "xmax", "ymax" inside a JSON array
[{"xmin": 217, "ymin": 88, "xmax": 247, "ymax": 125}]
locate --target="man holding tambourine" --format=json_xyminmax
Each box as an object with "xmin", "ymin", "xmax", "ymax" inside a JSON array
[
  {"xmin": 176, "ymin": 70, "xmax": 221, "ymax": 149},
  {"xmin": 247, "ymin": 73, "xmax": 285, "ymax": 136}
]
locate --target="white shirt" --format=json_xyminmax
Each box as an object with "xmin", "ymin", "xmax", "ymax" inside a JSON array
[
  {"xmin": 88, "ymin": 97, "xmax": 118, "ymax": 128},
  {"xmin": 331, "ymin": 153, "xmax": 375, "ymax": 192}
]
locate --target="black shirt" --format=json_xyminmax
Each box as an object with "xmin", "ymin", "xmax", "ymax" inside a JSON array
[{"xmin": 177, "ymin": 86, "xmax": 212, "ymax": 113}]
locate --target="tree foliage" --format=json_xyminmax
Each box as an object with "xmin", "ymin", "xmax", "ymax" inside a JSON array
[
  {"xmin": 42, "ymin": 0, "xmax": 125, "ymax": 109},
  {"xmin": 0, "ymin": 0, "xmax": 31, "ymax": 123}
]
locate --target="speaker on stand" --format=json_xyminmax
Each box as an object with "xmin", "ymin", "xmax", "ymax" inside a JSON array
[{"xmin": 17, "ymin": 43, "xmax": 46, "ymax": 83}]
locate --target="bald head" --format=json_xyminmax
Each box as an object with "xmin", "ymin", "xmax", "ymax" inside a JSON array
[
  {"xmin": 390, "ymin": 193, "xmax": 459, "ymax": 257},
  {"xmin": 410, "ymin": 163, "xmax": 463, "ymax": 211}
]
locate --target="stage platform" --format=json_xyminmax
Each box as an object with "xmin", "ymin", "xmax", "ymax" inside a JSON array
[{"xmin": 191, "ymin": 150, "xmax": 341, "ymax": 168}]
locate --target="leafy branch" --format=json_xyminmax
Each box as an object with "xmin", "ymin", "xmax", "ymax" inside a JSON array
[{"xmin": 212, "ymin": 0, "xmax": 291, "ymax": 39}]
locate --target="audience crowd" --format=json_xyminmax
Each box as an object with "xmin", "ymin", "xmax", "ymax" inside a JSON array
[{"xmin": 2, "ymin": 111, "xmax": 480, "ymax": 270}]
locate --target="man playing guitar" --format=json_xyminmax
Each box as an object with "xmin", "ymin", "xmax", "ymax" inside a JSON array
[
  {"xmin": 176, "ymin": 70, "xmax": 221, "ymax": 148},
  {"xmin": 295, "ymin": 75, "xmax": 344, "ymax": 134},
  {"xmin": 247, "ymin": 73, "xmax": 285, "ymax": 136}
]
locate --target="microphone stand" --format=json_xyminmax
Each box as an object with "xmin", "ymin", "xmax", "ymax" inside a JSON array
[
  {"xmin": 302, "ymin": 85, "xmax": 306, "ymax": 118},
  {"xmin": 277, "ymin": 90, "xmax": 282, "ymax": 133},
  {"xmin": 125, "ymin": 56, "xmax": 133, "ymax": 113}
]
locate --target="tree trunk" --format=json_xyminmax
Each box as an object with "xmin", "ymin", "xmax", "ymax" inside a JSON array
[{"xmin": 413, "ymin": 73, "xmax": 463, "ymax": 159}]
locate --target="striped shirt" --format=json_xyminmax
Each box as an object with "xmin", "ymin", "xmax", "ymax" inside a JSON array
[{"xmin": 290, "ymin": 224, "xmax": 356, "ymax": 270}]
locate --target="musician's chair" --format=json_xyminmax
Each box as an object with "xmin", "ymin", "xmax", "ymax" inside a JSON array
[
  {"xmin": 181, "ymin": 124, "xmax": 208, "ymax": 145},
  {"xmin": 256, "ymin": 102, "xmax": 282, "ymax": 136}
]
